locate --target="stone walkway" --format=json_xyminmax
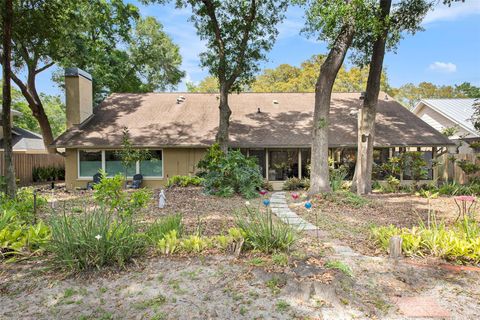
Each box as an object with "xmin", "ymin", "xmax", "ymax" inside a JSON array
[{"xmin": 270, "ymin": 192, "xmax": 317, "ymax": 231}]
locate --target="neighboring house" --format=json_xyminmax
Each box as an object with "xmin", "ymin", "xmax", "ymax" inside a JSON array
[
  {"xmin": 0, "ymin": 107, "xmax": 65, "ymax": 184},
  {"xmin": 54, "ymin": 68, "xmax": 454, "ymax": 190},
  {"xmin": 412, "ymin": 99, "xmax": 480, "ymax": 154}
]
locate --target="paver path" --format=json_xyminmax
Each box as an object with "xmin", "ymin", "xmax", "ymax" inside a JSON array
[{"xmin": 270, "ymin": 192, "xmax": 317, "ymax": 231}]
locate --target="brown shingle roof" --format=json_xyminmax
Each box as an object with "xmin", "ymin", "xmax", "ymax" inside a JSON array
[{"xmin": 53, "ymin": 92, "xmax": 454, "ymax": 148}]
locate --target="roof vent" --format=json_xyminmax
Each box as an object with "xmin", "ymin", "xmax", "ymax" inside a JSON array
[
  {"xmin": 176, "ymin": 96, "xmax": 186, "ymax": 104},
  {"xmin": 272, "ymin": 100, "xmax": 279, "ymax": 105},
  {"xmin": 360, "ymin": 92, "xmax": 366, "ymax": 100},
  {"xmin": 257, "ymin": 107, "xmax": 261, "ymax": 113}
]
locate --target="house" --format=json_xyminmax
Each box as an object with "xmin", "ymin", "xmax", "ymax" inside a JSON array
[
  {"xmin": 54, "ymin": 68, "xmax": 454, "ymax": 190},
  {"xmin": 412, "ymin": 99, "xmax": 480, "ymax": 154},
  {"xmin": 0, "ymin": 107, "xmax": 64, "ymax": 184}
]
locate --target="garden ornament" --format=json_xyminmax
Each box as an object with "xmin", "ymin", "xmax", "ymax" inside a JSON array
[
  {"xmin": 263, "ymin": 199, "xmax": 270, "ymax": 206},
  {"xmin": 453, "ymin": 195, "xmax": 476, "ymax": 221},
  {"xmin": 305, "ymin": 201, "xmax": 312, "ymax": 209},
  {"xmin": 158, "ymin": 189, "xmax": 167, "ymax": 209},
  {"xmin": 291, "ymin": 193, "xmax": 299, "ymax": 200},
  {"xmin": 259, "ymin": 189, "xmax": 268, "ymax": 196}
]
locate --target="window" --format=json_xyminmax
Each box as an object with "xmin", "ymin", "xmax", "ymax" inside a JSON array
[
  {"xmin": 79, "ymin": 150, "xmax": 102, "ymax": 177},
  {"xmin": 105, "ymin": 151, "xmax": 136, "ymax": 177},
  {"xmin": 268, "ymin": 149, "xmax": 298, "ymax": 181},
  {"xmin": 140, "ymin": 150, "xmax": 163, "ymax": 177}
]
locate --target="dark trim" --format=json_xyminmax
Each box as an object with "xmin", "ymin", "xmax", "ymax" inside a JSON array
[{"xmin": 65, "ymin": 67, "xmax": 92, "ymax": 81}]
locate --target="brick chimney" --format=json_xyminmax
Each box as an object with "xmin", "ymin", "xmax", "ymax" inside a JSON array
[{"xmin": 65, "ymin": 68, "xmax": 93, "ymax": 129}]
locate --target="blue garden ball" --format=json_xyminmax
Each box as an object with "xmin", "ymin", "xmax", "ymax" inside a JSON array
[
  {"xmin": 263, "ymin": 199, "xmax": 270, "ymax": 206},
  {"xmin": 305, "ymin": 201, "xmax": 312, "ymax": 209}
]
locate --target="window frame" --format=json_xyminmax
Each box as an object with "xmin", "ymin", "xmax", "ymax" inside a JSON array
[{"xmin": 77, "ymin": 149, "xmax": 164, "ymax": 180}]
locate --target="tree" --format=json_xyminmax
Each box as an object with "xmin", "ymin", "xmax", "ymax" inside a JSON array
[
  {"xmin": 353, "ymin": 0, "xmax": 393, "ymax": 195},
  {"xmin": 1, "ymin": 0, "xmax": 16, "ymax": 198},
  {"xmin": 250, "ymin": 54, "xmax": 391, "ymax": 93},
  {"xmin": 2, "ymin": 1, "xmax": 183, "ymax": 152},
  {"xmin": 146, "ymin": 0, "xmax": 288, "ymax": 151},
  {"xmin": 297, "ymin": 0, "xmax": 375, "ymax": 194},
  {"xmin": 116, "ymin": 127, "xmax": 150, "ymax": 187},
  {"xmin": 186, "ymin": 76, "xmax": 219, "ymax": 93}
]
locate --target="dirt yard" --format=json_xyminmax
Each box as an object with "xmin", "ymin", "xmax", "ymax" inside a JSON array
[{"xmin": 1, "ymin": 186, "xmax": 480, "ymax": 319}]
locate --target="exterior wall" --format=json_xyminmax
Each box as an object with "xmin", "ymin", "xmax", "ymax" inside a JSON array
[
  {"xmin": 414, "ymin": 104, "xmax": 473, "ymax": 140},
  {"xmin": 65, "ymin": 147, "xmax": 206, "ymax": 189}
]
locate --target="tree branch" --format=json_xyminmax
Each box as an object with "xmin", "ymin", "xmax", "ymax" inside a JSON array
[
  {"xmin": 35, "ymin": 61, "xmax": 55, "ymax": 74},
  {"xmin": 226, "ymin": 0, "xmax": 256, "ymax": 86},
  {"xmin": 201, "ymin": 0, "xmax": 226, "ymax": 80}
]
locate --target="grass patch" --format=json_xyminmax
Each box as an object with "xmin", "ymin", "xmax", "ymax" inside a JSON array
[
  {"xmin": 324, "ymin": 191, "xmax": 371, "ymax": 208},
  {"xmin": 134, "ymin": 294, "xmax": 167, "ymax": 310},
  {"xmin": 265, "ymin": 276, "xmax": 286, "ymax": 295},
  {"xmin": 324, "ymin": 260, "xmax": 353, "ymax": 277},
  {"xmin": 236, "ymin": 207, "xmax": 296, "ymax": 253},
  {"xmin": 275, "ymin": 300, "xmax": 290, "ymax": 312}
]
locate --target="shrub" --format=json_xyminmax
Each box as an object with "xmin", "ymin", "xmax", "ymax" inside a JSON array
[
  {"xmin": 282, "ymin": 178, "xmax": 309, "ymax": 191},
  {"xmin": 198, "ymin": 144, "xmax": 263, "ymax": 199},
  {"xmin": 371, "ymin": 218, "xmax": 480, "ymax": 264},
  {"xmin": 329, "ymin": 165, "xmax": 348, "ymax": 192},
  {"xmin": 32, "ymin": 166, "xmax": 65, "ymax": 182},
  {"xmin": 181, "ymin": 235, "xmax": 211, "ymax": 253},
  {"xmin": 235, "ymin": 207, "xmax": 296, "ymax": 253},
  {"xmin": 166, "ymin": 175, "xmax": 203, "ymax": 188},
  {"xmin": 93, "ymin": 171, "xmax": 152, "ymax": 217},
  {"xmin": 0, "ymin": 188, "xmax": 47, "ymax": 223},
  {"xmin": 0, "ymin": 219, "xmax": 50, "ymax": 259},
  {"xmin": 146, "ymin": 214, "xmax": 183, "ymax": 244},
  {"xmin": 49, "ymin": 209, "xmax": 145, "ymax": 271},
  {"xmin": 157, "ymin": 230, "xmax": 180, "ymax": 255}
]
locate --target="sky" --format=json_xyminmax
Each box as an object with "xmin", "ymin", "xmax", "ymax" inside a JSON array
[{"xmin": 14, "ymin": 0, "xmax": 480, "ymax": 97}]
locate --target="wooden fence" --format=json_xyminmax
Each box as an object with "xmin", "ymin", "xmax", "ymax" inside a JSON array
[
  {"xmin": 0, "ymin": 152, "xmax": 65, "ymax": 185},
  {"xmin": 436, "ymin": 153, "xmax": 479, "ymax": 184}
]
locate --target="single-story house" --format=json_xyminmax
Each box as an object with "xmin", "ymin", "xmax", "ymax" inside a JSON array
[
  {"xmin": 412, "ymin": 99, "xmax": 480, "ymax": 154},
  {"xmin": 54, "ymin": 68, "xmax": 454, "ymax": 190},
  {"xmin": 1, "ymin": 107, "xmax": 64, "ymax": 184}
]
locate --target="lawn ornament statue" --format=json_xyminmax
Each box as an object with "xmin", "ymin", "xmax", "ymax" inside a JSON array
[{"xmin": 158, "ymin": 190, "xmax": 166, "ymax": 209}]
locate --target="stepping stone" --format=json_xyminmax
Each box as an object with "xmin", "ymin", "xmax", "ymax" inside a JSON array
[{"xmin": 394, "ymin": 296, "xmax": 451, "ymax": 318}]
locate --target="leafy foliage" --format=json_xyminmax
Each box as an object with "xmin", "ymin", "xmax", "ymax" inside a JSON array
[
  {"xmin": 251, "ymin": 54, "xmax": 391, "ymax": 93},
  {"xmin": 146, "ymin": 214, "xmax": 183, "ymax": 244},
  {"xmin": 166, "ymin": 175, "xmax": 203, "ymax": 188},
  {"xmin": 329, "ymin": 165, "xmax": 348, "ymax": 192},
  {"xmin": 49, "ymin": 208, "xmax": 146, "ymax": 271},
  {"xmin": 371, "ymin": 217, "xmax": 480, "ymax": 264},
  {"xmin": 323, "ymin": 191, "xmax": 371, "ymax": 208},
  {"xmin": 282, "ymin": 178, "xmax": 310, "ymax": 191},
  {"xmin": 32, "ymin": 166, "xmax": 65, "ymax": 182},
  {"xmin": 0, "ymin": 188, "xmax": 47, "ymax": 223},
  {"xmin": 235, "ymin": 207, "xmax": 296, "ymax": 253},
  {"xmin": 93, "ymin": 171, "xmax": 152, "ymax": 217},
  {"xmin": 197, "ymin": 144, "xmax": 263, "ymax": 199}
]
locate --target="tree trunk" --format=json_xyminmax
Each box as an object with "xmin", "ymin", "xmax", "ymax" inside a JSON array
[
  {"xmin": 352, "ymin": 0, "xmax": 392, "ymax": 195},
  {"xmin": 215, "ymin": 85, "xmax": 232, "ymax": 153},
  {"xmin": 11, "ymin": 70, "xmax": 56, "ymax": 153},
  {"xmin": 2, "ymin": 0, "xmax": 16, "ymax": 198},
  {"xmin": 309, "ymin": 24, "xmax": 355, "ymax": 195}
]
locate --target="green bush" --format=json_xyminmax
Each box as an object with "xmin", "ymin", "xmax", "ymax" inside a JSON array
[
  {"xmin": 166, "ymin": 175, "xmax": 203, "ymax": 188},
  {"xmin": 0, "ymin": 188, "xmax": 47, "ymax": 223},
  {"xmin": 32, "ymin": 166, "xmax": 65, "ymax": 182},
  {"xmin": 282, "ymin": 177, "xmax": 309, "ymax": 191},
  {"xmin": 146, "ymin": 213, "xmax": 183, "ymax": 244},
  {"xmin": 49, "ymin": 209, "xmax": 145, "ymax": 271},
  {"xmin": 93, "ymin": 171, "xmax": 152, "ymax": 217},
  {"xmin": 329, "ymin": 165, "xmax": 348, "ymax": 192},
  {"xmin": 198, "ymin": 144, "xmax": 263, "ymax": 199},
  {"xmin": 0, "ymin": 218, "xmax": 50, "ymax": 260},
  {"xmin": 371, "ymin": 218, "xmax": 480, "ymax": 264},
  {"xmin": 235, "ymin": 207, "xmax": 296, "ymax": 253}
]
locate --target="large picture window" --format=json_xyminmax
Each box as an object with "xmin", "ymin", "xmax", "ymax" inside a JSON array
[
  {"xmin": 79, "ymin": 150, "xmax": 102, "ymax": 177},
  {"xmin": 105, "ymin": 151, "xmax": 136, "ymax": 177},
  {"xmin": 140, "ymin": 150, "xmax": 163, "ymax": 177}
]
